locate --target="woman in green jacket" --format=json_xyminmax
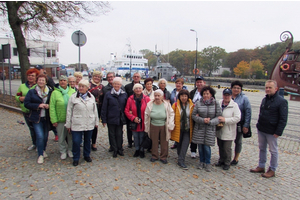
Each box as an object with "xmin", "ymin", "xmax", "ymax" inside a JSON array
[
  {"xmin": 15, "ymin": 68, "xmax": 40, "ymax": 151},
  {"xmin": 50, "ymin": 75, "xmax": 76, "ymax": 160}
]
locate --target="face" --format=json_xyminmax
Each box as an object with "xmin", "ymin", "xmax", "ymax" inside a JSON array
[
  {"xmin": 113, "ymin": 81, "xmax": 122, "ymax": 91},
  {"xmin": 196, "ymin": 80, "xmax": 205, "ymax": 90},
  {"xmin": 75, "ymin": 76, "xmax": 82, "ymax": 84},
  {"xmin": 37, "ymin": 77, "xmax": 47, "ymax": 88},
  {"xmin": 133, "ymin": 73, "xmax": 141, "ymax": 83},
  {"xmin": 223, "ymin": 94, "xmax": 232, "ymax": 103},
  {"xmin": 134, "ymin": 87, "xmax": 143, "ymax": 95},
  {"xmin": 68, "ymin": 78, "xmax": 76, "ymax": 88},
  {"xmin": 232, "ymin": 85, "xmax": 242, "ymax": 96},
  {"xmin": 59, "ymin": 79, "xmax": 68, "ymax": 89},
  {"xmin": 107, "ymin": 73, "xmax": 115, "ymax": 84},
  {"xmin": 175, "ymin": 81, "xmax": 183, "ymax": 91},
  {"xmin": 27, "ymin": 73, "xmax": 37, "ymax": 83},
  {"xmin": 159, "ymin": 80, "xmax": 166, "ymax": 90},
  {"xmin": 92, "ymin": 75, "xmax": 101, "ymax": 84},
  {"xmin": 78, "ymin": 84, "xmax": 88, "ymax": 94},
  {"xmin": 145, "ymin": 81, "xmax": 153, "ymax": 91},
  {"xmin": 203, "ymin": 90, "xmax": 212, "ymax": 100},
  {"xmin": 265, "ymin": 82, "xmax": 277, "ymax": 96},
  {"xmin": 180, "ymin": 94, "xmax": 188, "ymax": 104},
  {"xmin": 154, "ymin": 93, "xmax": 162, "ymax": 102}
]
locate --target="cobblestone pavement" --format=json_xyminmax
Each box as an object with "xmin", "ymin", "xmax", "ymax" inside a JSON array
[{"xmin": 0, "ymin": 89, "xmax": 299, "ymax": 199}]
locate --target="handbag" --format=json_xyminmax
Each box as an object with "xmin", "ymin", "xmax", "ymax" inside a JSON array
[
  {"xmin": 129, "ymin": 121, "xmax": 137, "ymax": 130},
  {"xmin": 243, "ymin": 126, "xmax": 252, "ymax": 138},
  {"xmin": 215, "ymin": 102, "xmax": 223, "ymax": 131},
  {"xmin": 141, "ymin": 132, "xmax": 152, "ymax": 149}
]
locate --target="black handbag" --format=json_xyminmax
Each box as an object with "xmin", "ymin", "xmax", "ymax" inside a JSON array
[
  {"xmin": 129, "ymin": 121, "xmax": 137, "ymax": 130},
  {"xmin": 243, "ymin": 126, "xmax": 252, "ymax": 138},
  {"xmin": 141, "ymin": 132, "xmax": 152, "ymax": 149}
]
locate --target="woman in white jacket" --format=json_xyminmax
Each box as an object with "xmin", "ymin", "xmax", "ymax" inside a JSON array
[
  {"xmin": 65, "ymin": 79, "xmax": 99, "ymax": 166},
  {"xmin": 215, "ymin": 89, "xmax": 241, "ymax": 170}
]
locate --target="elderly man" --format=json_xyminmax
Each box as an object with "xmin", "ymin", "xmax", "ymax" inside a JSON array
[
  {"xmin": 68, "ymin": 76, "xmax": 77, "ymax": 91},
  {"xmin": 250, "ymin": 80, "xmax": 288, "ymax": 178}
]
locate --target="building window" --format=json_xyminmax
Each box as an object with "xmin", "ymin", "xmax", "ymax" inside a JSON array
[
  {"xmin": 47, "ymin": 49, "xmax": 51, "ymax": 57},
  {"xmin": 52, "ymin": 50, "xmax": 56, "ymax": 57},
  {"xmin": 27, "ymin": 48, "xmax": 30, "ymax": 56},
  {"xmin": 13, "ymin": 48, "xmax": 18, "ymax": 56}
]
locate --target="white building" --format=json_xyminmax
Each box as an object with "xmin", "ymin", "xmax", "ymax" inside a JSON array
[{"xmin": 211, "ymin": 66, "xmax": 231, "ymax": 76}]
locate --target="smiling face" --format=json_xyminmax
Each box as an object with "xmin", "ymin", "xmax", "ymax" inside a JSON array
[
  {"xmin": 232, "ymin": 85, "xmax": 242, "ymax": 97},
  {"xmin": 196, "ymin": 80, "xmax": 205, "ymax": 90},
  {"xmin": 27, "ymin": 73, "xmax": 37, "ymax": 84},
  {"xmin": 78, "ymin": 84, "xmax": 88, "ymax": 94},
  {"xmin": 92, "ymin": 75, "xmax": 101, "ymax": 84},
  {"xmin": 113, "ymin": 81, "xmax": 122, "ymax": 92},
  {"xmin": 133, "ymin": 73, "xmax": 141, "ymax": 83},
  {"xmin": 180, "ymin": 94, "xmax": 188, "ymax": 104},
  {"xmin": 145, "ymin": 81, "xmax": 153, "ymax": 91},
  {"xmin": 37, "ymin": 77, "xmax": 47, "ymax": 88},
  {"xmin": 202, "ymin": 90, "xmax": 212, "ymax": 101},
  {"xmin": 159, "ymin": 80, "xmax": 166, "ymax": 90},
  {"xmin": 107, "ymin": 73, "xmax": 115, "ymax": 85},
  {"xmin": 223, "ymin": 94, "xmax": 232, "ymax": 103},
  {"xmin": 68, "ymin": 77, "xmax": 76, "ymax": 88},
  {"xmin": 175, "ymin": 81, "xmax": 183, "ymax": 91},
  {"xmin": 265, "ymin": 82, "xmax": 277, "ymax": 96},
  {"xmin": 59, "ymin": 79, "xmax": 68, "ymax": 89},
  {"xmin": 154, "ymin": 93, "xmax": 162, "ymax": 103},
  {"xmin": 75, "ymin": 76, "xmax": 82, "ymax": 84}
]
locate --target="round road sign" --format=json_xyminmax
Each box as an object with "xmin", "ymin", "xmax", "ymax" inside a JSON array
[{"xmin": 71, "ymin": 30, "xmax": 87, "ymax": 47}]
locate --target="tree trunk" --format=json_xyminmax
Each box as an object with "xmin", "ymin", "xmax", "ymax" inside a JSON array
[{"xmin": 6, "ymin": 2, "xmax": 30, "ymax": 83}]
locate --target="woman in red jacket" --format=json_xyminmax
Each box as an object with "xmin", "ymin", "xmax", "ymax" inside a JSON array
[{"xmin": 125, "ymin": 83, "xmax": 150, "ymax": 158}]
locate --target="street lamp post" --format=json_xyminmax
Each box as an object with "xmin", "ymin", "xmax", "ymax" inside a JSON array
[{"xmin": 190, "ymin": 29, "xmax": 198, "ymax": 88}]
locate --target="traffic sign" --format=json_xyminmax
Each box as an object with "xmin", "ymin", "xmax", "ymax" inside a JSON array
[{"xmin": 71, "ymin": 30, "xmax": 87, "ymax": 47}]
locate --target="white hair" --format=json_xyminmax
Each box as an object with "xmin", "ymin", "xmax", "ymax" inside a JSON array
[
  {"xmin": 113, "ymin": 77, "xmax": 122, "ymax": 84},
  {"xmin": 158, "ymin": 78, "xmax": 167, "ymax": 87},
  {"xmin": 154, "ymin": 89, "xmax": 163, "ymax": 96}
]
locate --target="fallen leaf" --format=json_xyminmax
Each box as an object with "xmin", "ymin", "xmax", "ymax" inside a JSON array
[{"xmin": 113, "ymin": 186, "xmax": 119, "ymax": 190}]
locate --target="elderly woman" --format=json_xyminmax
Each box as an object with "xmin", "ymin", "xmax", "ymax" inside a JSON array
[
  {"xmin": 125, "ymin": 83, "xmax": 150, "ymax": 158},
  {"xmin": 171, "ymin": 90, "xmax": 194, "ymax": 170},
  {"xmin": 50, "ymin": 75, "xmax": 76, "ymax": 160},
  {"xmin": 101, "ymin": 77, "xmax": 128, "ymax": 158},
  {"xmin": 65, "ymin": 79, "xmax": 99, "ymax": 166},
  {"xmin": 145, "ymin": 89, "xmax": 175, "ymax": 164},
  {"xmin": 89, "ymin": 71, "xmax": 104, "ymax": 151},
  {"xmin": 74, "ymin": 71, "xmax": 83, "ymax": 89},
  {"xmin": 16, "ymin": 68, "xmax": 40, "ymax": 151},
  {"xmin": 24, "ymin": 74, "xmax": 53, "ymax": 164},
  {"xmin": 158, "ymin": 78, "xmax": 171, "ymax": 102},
  {"xmin": 230, "ymin": 81, "xmax": 252, "ymax": 165},
  {"xmin": 143, "ymin": 78, "xmax": 155, "ymax": 100},
  {"xmin": 192, "ymin": 86, "xmax": 222, "ymax": 172},
  {"xmin": 68, "ymin": 76, "xmax": 77, "ymax": 91},
  {"xmin": 216, "ymin": 89, "xmax": 241, "ymax": 170}
]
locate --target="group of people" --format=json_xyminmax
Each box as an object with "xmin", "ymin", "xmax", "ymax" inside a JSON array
[{"xmin": 16, "ymin": 68, "xmax": 288, "ymax": 178}]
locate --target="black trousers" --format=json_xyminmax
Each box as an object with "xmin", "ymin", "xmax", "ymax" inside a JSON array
[
  {"xmin": 108, "ymin": 124, "xmax": 123, "ymax": 152},
  {"xmin": 190, "ymin": 142, "xmax": 197, "ymax": 152},
  {"xmin": 126, "ymin": 118, "xmax": 133, "ymax": 145},
  {"xmin": 91, "ymin": 127, "xmax": 97, "ymax": 145}
]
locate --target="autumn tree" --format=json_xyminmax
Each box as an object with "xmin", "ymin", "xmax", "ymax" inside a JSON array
[
  {"xmin": 234, "ymin": 61, "xmax": 249, "ymax": 78},
  {"xmin": 199, "ymin": 46, "xmax": 226, "ymax": 76},
  {"xmin": 249, "ymin": 59, "xmax": 264, "ymax": 79},
  {"xmin": 224, "ymin": 49, "xmax": 253, "ymax": 72},
  {"xmin": 0, "ymin": 1, "xmax": 110, "ymax": 83}
]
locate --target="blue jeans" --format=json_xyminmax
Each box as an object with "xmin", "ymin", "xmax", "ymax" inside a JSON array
[
  {"xmin": 72, "ymin": 130, "xmax": 93, "ymax": 161},
  {"xmin": 32, "ymin": 117, "xmax": 49, "ymax": 156},
  {"xmin": 198, "ymin": 144, "xmax": 211, "ymax": 164},
  {"xmin": 23, "ymin": 113, "xmax": 36, "ymax": 146},
  {"xmin": 132, "ymin": 131, "xmax": 144, "ymax": 151},
  {"xmin": 258, "ymin": 130, "xmax": 278, "ymax": 171}
]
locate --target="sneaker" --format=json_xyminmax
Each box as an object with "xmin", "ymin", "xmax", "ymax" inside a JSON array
[
  {"xmin": 54, "ymin": 135, "xmax": 58, "ymax": 142},
  {"xmin": 191, "ymin": 152, "xmax": 196, "ymax": 159},
  {"xmin": 205, "ymin": 164, "xmax": 212, "ymax": 172},
  {"xmin": 61, "ymin": 153, "xmax": 67, "ymax": 160},
  {"xmin": 27, "ymin": 145, "xmax": 36, "ymax": 151},
  {"xmin": 37, "ymin": 155, "xmax": 44, "ymax": 164},
  {"xmin": 197, "ymin": 162, "xmax": 205, "ymax": 170},
  {"xmin": 43, "ymin": 151, "xmax": 48, "ymax": 158},
  {"xmin": 68, "ymin": 151, "xmax": 73, "ymax": 158}
]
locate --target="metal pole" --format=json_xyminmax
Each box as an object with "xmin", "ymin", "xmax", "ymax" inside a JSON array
[
  {"xmin": 8, "ymin": 56, "xmax": 11, "ymax": 100},
  {"xmin": 78, "ymin": 30, "xmax": 81, "ymax": 72},
  {"xmin": 2, "ymin": 61, "xmax": 4, "ymax": 97},
  {"xmin": 129, "ymin": 45, "xmax": 132, "ymax": 81},
  {"xmin": 190, "ymin": 29, "xmax": 198, "ymax": 88}
]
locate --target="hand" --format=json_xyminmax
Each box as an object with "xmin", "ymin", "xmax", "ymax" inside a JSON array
[
  {"xmin": 44, "ymin": 104, "xmax": 49, "ymax": 109},
  {"xmin": 129, "ymin": 111, "xmax": 132, "ymax": 114},
  {"xmin": 196, "ymin": 114, "xmax": 199, "ymax": 117},
  {"xmin": 273, "ymin": 134, "xmax": 279, "ymax": 138},
  {"xmin": 67, "ymin": 128, "xmax": 71, "ymax": 133},
  {"xmin": 102, "ymin": 123, "xmax": 106, "ymax": 127},
  {"xmin": 242, "ymin": 127, "xmax": 249, "ymax": 134},
  {"xmin": 38, "ymin": 103, "xmax": 45, "ymax": 108},
  {"xmin": 134, "ymin": 117, "xmax": 140, "ymax": 123},
  {"xmin": 218, "ymin": 116, "xmax": 225, "ymax": 123},
  {"xmin": 19, "ymin": 96, "xmax": 25, "ymax": 102},
  {"xmin": 95, "ymin": 125, "xmax": 98, "ymax": 128},
  {"xmin": 53, "ymin": 123, "xmax": 58, "ymax": 127},
  {"xmin": 204, "ymin": 118, "xmax": 210, "ymax": 124}
]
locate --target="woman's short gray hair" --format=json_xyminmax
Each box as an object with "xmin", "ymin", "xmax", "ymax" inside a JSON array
[
  {"xmin": 154, "ymin": 89, "xmax": 164, "ymax": 96},
  {"xmin": 158, "ymin": 78, "xmax": 167, "ymax": 86},
  {"xmin": 112, "ymin": 77, "xmax": 122, "ymax": 84},
  {"xmin": 133, "ymin": 83, "xmax": 143, "ymax": 91}
]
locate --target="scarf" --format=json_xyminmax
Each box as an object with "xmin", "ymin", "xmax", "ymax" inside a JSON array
[
  {"xmin": 180, "ymin": 101, "xmax": 188, "ymax": 131},
  {"xmin": 80, "ymin": 92, "xmax": 88, "ymax": 100},
  {"xmin": 35, "ymin": 85, "xmax": 49, "ymax": 117},
  {"xmin": 202, "ymin": 97, "xmax": 214, "ymax": 105},
  {"xmin": 134, "ymin": 94, "xmax": 142, "ymax": 129},
  {"xmin": 113, "ymin": 88, "xmax": 121, "ymax": 95},
  {"xmin": 59, "ymin": 86, "xmax": 70, "ymax": 109},
  {"xmin": 91, "ymin": 79, "xmax": 101, "ymax": 87},
  {"xmin": 143, "ymin": 88, "xmax": 154, "ymax": 100}
]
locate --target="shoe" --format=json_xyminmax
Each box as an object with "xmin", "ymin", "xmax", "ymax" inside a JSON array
[
  {"xmin": 133, "ymin": 150, "xmax": 140, "ymax": 157},
  {"xmin": 231, "ymin": 160, "xmax": 239, "ymax": 166},
  {"xmin": 215, "ymin": 161, "xmax": 224, "ymax": 167},
  {"xmin": 28, "ymin": 145, "xmax": 36, "ymax": 151},
  {"xmin": 205, "ymin": 164, "xmax": 212, "ymax": 172},
  {"xmin": 223, "ymin": 164, "xmax": 230, "ymax": 170},
  {"xmin": 147, "ymin": 148, "xmax": 151, "ymax": 153},
  {"xmin": 250, "ymin": 166, "xmax": 265, "ymax": 173},
  {"xmin": 197, "ymin": 162, "xmax": 205, "ymax": 170},
  {"xmin": 160, "ymin": 159, "xmax": 168, "ymax": 164},
  {"xmin": 178, "ymin": 162, "xmax": 188, "ymax": 170},
  {"xmin": 262, "ymin": 168, "xmax": 275, "ymax": 178},
  {"xmin": 113, "ymin": 151, "xmax": 118, "ymax": 158},
  {"xmin": 128, "ymin": 144, "xmax": 133, "ymax": 148},
  {"xmin": 170, "ymin": 144, "xmax": 177, "ymax": 149},
  {"xmin": 43, "ymin": 151, "xmax": 48, "ymax": 158},
  {"xmin": 73, "ymin": 160, "xmax": 79, "ymax": 166},
  {"xmin": 117, "ymin": 150, "xmax": 124, "ymax": 156},
  {"xmin": 61, "ymin": 153, "xmax": 67, "ymax": 160},
  {"xmin": 108, "ymin": 147, "xmax": 113, "ymax": 152},
  {"xmin": 37, "ymin": 155, "xmax": 44, "ymax": 164},
  {"xmin": 84, "ymin": 157, "xmax": 92, "ymax": 162},
  {"xmin": 150, "ymin": 158, "xmax": 158, "ymax": 162},
  {"xmin": 191, "ymin": 152, "xmax": 196, "ymax": 159},
  {"xmin": 54, "ymin": 135, "xmax": 58, "ymax": 142},
  {"xmin": 139, "ymin": 151, "xmax": 145, "ymax": 158},
  {"xmin": 91, "ymin": 145, "xmax": 97, "ymax": 151},
  {"xmin": 68, "ymin": 151, "xmax": 73, "ymax": 158}
]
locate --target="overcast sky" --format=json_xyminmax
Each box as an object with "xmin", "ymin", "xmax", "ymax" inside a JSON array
[{"xmin": 56, "ymin": 1, "xmax": 300, "ymax": 66}]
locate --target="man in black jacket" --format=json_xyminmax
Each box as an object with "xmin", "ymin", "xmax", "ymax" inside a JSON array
[
  {"xmin": 124, "ymin": 72, "xmax": 144, "ymax": 148},
  {"xmin": 250, "ymin": 80, "xmax": 288, "ymax": 178}
]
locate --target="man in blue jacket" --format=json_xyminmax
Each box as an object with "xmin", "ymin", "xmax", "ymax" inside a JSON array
[{"xmin": 250, "ymin": 80, "xmax": 288, "ymax": 178}]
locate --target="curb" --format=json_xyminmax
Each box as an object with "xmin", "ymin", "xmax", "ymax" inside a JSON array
[{"xmin": 0, "ymin": 103, "xmax": 22, "ymax": 114}]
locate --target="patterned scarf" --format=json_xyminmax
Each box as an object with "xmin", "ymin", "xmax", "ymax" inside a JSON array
[
  {"xmin": 59, "ymin": 86, "xmax": 70, "ymax": 109},
  {"xmin": 202, "ymin": 97, "xmax": 214, "ymax": 105}
]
